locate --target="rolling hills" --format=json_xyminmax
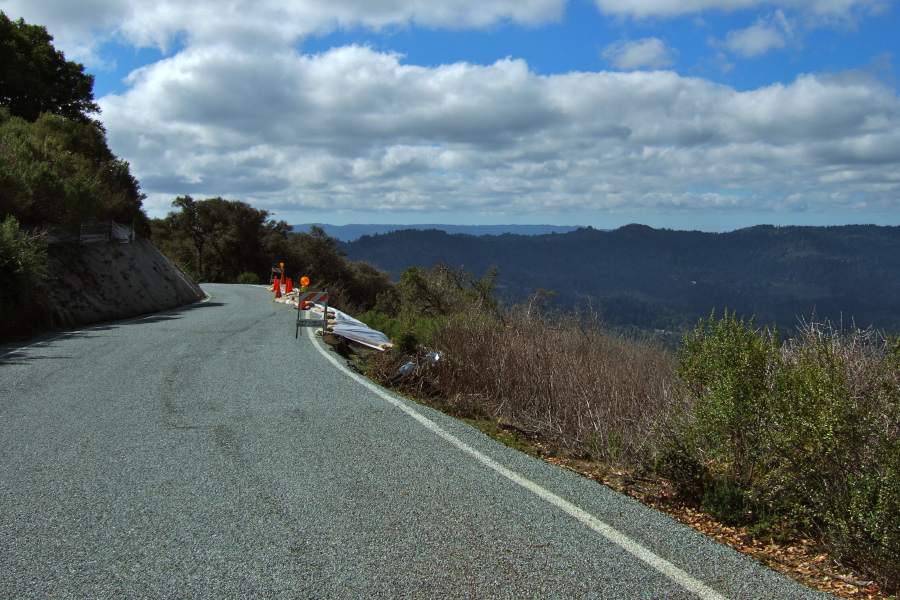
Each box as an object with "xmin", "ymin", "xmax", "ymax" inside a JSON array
[{"xmin": 341, "ymin": 224, "xmax": 900, "ymax": 334}]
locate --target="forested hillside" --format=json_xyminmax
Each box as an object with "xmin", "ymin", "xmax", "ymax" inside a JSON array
[
  {"xmin": 293, "ymin": 223, "xmax": 581, "ymax": 241},
  {"xmin": 342, "ymin": 224, "xmax": 900, "ymax": 333}
]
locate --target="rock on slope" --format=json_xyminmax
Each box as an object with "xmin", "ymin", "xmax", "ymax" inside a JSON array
[{"xmin": 40, "ymin": 237, "xmax": 205, "ymax": 327}]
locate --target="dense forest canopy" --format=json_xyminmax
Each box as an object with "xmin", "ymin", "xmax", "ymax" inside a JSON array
[
  {"xmin": 342, "ymin": 224, "xmax": 900, "ymax": 334},
  {"xmin": 0, "ymin": 12, "xmax": 99, "ymax": 124},
  {"xmin": 151, "ymin": 196, "xmax": 392, "ymax": 313}
]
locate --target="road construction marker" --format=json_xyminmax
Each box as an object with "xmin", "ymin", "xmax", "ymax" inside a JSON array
[{"xmin": 295, "ymin": 291, "xmax": 329, "ymax": 338}]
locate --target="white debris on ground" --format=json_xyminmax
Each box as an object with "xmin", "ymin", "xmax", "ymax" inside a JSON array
[
  {"xmin": 269, "ymin": 283, "xmax": 393, "ymax": 351},
  {"xmin": 310, "ymin": 304, "xmax": 392, "ymax": 350}
]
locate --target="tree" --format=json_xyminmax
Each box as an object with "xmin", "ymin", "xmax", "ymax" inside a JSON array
[
  {"xmin": 0, "ymin": 14, "xmax": 146, "ymax": 228},
  {"xmin": 152, "ymin": 196, "xmax": 290, "ymax": 282},
  {"xmin": 0, "ymin": 108, "xmax": 147, "ymax": 228},
  {"xmin": 0, "ymin": 12, "xmax": 99, "ymax": 124},
  {"xmin": 169, "ymin": 195, "xmax": 205, "ymax": 277},
  {"xmin": 151, "ymin": 200, "xmax": 393, "ymax": 311}
]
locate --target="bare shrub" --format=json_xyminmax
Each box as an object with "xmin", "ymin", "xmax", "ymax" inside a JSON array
[{"xmin": 424, "ymin": 305, "xmax": 680, "ymax": 466}]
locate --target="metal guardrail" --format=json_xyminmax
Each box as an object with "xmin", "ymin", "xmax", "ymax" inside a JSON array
[{"xmin": 31, "ymin": 221, "xmax": 135, "ymax": 245}]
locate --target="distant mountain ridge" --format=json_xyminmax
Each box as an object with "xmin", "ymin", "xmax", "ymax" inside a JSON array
[
  {"xmin": 292, "ymin": 223, "xmax": 581, "ymax": 242},
  {"xmin": 341, "ymin": 224, "xmax": 900, "ymax": 334}
]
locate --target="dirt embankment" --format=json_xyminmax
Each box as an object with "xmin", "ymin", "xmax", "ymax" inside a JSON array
[{"xmin": 39, "ymin": 238, "xmax": 205, "ymax": 327}]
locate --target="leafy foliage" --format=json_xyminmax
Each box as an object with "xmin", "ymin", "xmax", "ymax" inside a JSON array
[
  {"xmin": 0, "ymin": 12, "xmax": 99, "ymax": 124},
  {"xmin": 0, "ymin": 216, "xmax": 48, "ymax": 339},
  {"xmin": 668, "ymin": 313, "xmax": 900, "ymax": 590},
  {"xmin": 358, "ymin": 262, "xmax": 500, "ymax": 352},
  {"xmin": 675, "ymin": 311, "xmax": 780, "ymax": 518},
  {"xmin": 0, "ymin": 109, "xmax": 147, "ymax": 228},
  {"xmin": 390, "ymin": 262, "xmax": 498, "ymax": 318},
  {"xmin": 237, "ymin": 272, "xmax": 260, "ymax": 285},
  {"xmin": 151, "ymin": 195, "xmax": 289, "ymax": 283},
  {"xmin": 0, "ymin": 13, "xmax": 145, "ymax": 229},
  {"xmin": 151, "ymin": 199, "xmax": 392, "ymax": 312},
  {"xmin": 0, "ymin": 13, "xmax": 149, "ymax": 340}
]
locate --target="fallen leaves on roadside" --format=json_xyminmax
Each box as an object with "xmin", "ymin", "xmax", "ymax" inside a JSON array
[{"xmin": 536, "ymin": 447, "xmax": 890, "ymax": 600}]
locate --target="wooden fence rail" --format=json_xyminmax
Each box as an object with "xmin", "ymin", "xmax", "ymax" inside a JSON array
[{"xmin": 30, "ymin": 221, "xmax": 135, "ymax": 245}]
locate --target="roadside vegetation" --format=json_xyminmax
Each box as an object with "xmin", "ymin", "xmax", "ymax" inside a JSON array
[
  {"xmin": 0, "ymin": 215, "xmax": 48, "ymax": 339},
  {"xmin": 5, "ymin": 12, "xmax": 896, "ymax": 597},
  {"xmin": 671, "ymin": 315, "xmax": 899, "ymax": 594},
  {"xmin": 335, "ymin": 260, "xmax": 899, "ymax": 597},
  {"xmin": 149, "ymin": 196, "xmax": 392, "ymax": 312},
  {"xmin": 0, "ymin": 12, "xmax": 147, "ymax": 340}
]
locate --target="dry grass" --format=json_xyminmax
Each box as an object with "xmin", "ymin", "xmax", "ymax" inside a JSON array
[{"xmin": 420, "ymin": 307, "xmax": 680, "ymax": 466}]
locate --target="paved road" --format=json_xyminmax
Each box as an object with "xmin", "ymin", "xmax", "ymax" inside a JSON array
[{"xmin": 1, "ymin": 284, "xmax": 833, "ymax": 599}]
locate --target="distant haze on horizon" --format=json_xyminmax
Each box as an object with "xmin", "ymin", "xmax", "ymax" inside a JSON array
[
  {"xmin": 293, "ymin": 223, "xmax": 584, "ymax": 241},
  {"xmin": 295, "ymin": 219, "xmax": 899, "ymax": 243},
  {"xmin": 6, "ymin": 0, "xmax": 899, "ymax": 230}
]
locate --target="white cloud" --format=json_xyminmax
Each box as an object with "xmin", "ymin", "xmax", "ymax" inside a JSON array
[
  {"xmin": 2, "ymin": 0, "xmax": 566, "ymax": 62},
  {"xmin": 592, "ymin": 0, "xmax": 885, "ymax": 20},
  {"xmin": 593, "ymin": 0, "xmax": 759, "ymax": 19},
  {"xmin": 98, "ymin": 44, "xmax": 900, "ymax": 220},
  {"xmin": 602, "ymin": 38, "xmax": 674, "ymax": 70},
  {"xmin": 720, "ymin": 9, "xmax": 796, "ymax": 57},
  {"xmin": 5, "ymin": 0, "xmax": 898, "ymax": 223},
  {"xmin": 0, "ymin": 0, "xmax": 127, "ymax": 64}
]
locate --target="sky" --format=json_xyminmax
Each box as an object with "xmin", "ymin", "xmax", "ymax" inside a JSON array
[{"xmin": 3, "ymin": 0, "xmax": 899, "ymax": 231}]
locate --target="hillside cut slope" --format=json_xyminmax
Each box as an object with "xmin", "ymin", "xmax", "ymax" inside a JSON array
[{"xmin": 39, "ymin": 237, "xmax": 205, "ymax": 327}]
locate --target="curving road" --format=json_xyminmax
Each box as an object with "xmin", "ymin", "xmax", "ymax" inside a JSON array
[{"xmin": 0, "ymin": 284, "xmax": 833, "ymax": 599}]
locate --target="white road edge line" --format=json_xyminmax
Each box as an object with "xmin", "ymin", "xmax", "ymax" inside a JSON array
[{"xmin": 307, "ymin": 328, "xmax": 728, "ymax": 600}]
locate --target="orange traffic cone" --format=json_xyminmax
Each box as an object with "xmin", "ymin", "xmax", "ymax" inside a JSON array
[
  {"xmin": 274, "ymin": 277, "xmax": 282, "ymax": 299},
  {"xmin": 285, "ymin": 278, "xmax": 293, "ymax": 294}
]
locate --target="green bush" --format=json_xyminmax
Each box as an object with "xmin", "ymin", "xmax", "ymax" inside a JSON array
[
  {"xmin": 357, "ymin": 263, "xmax": 500, "ymax": 354},
  {"xmin": 0, "ymin": 109, "xmax": 147, "ymax": 228},
  {"xmin": 0, "ymin": 216, "xmax": 48, "ymax": 340},
  {"xmin": 668, "ymin": 312, "xmax": 900, "ymax": 590},
  {"xmin": 236, "ymin": 272, "xmax": 259, "ymax": 285},
  {"xmin": 771, "ymin": 323, "xmax": 900, "ymax": 588},
  {"xmin": 673, "ymin": 311, "xmax": 780, "ymax": 523},
  {"xmin": 358, "ymin": 310, "xmax": 448, "ymax": 353},
  {"xmin": 390, "ymin": 263, "xmax": 498, "ymax": 319}
]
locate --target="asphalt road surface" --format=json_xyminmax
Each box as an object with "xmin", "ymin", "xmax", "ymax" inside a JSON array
[{"xmin": 0, "ymin": 283, "xmax": 834, "ymax": 599}]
